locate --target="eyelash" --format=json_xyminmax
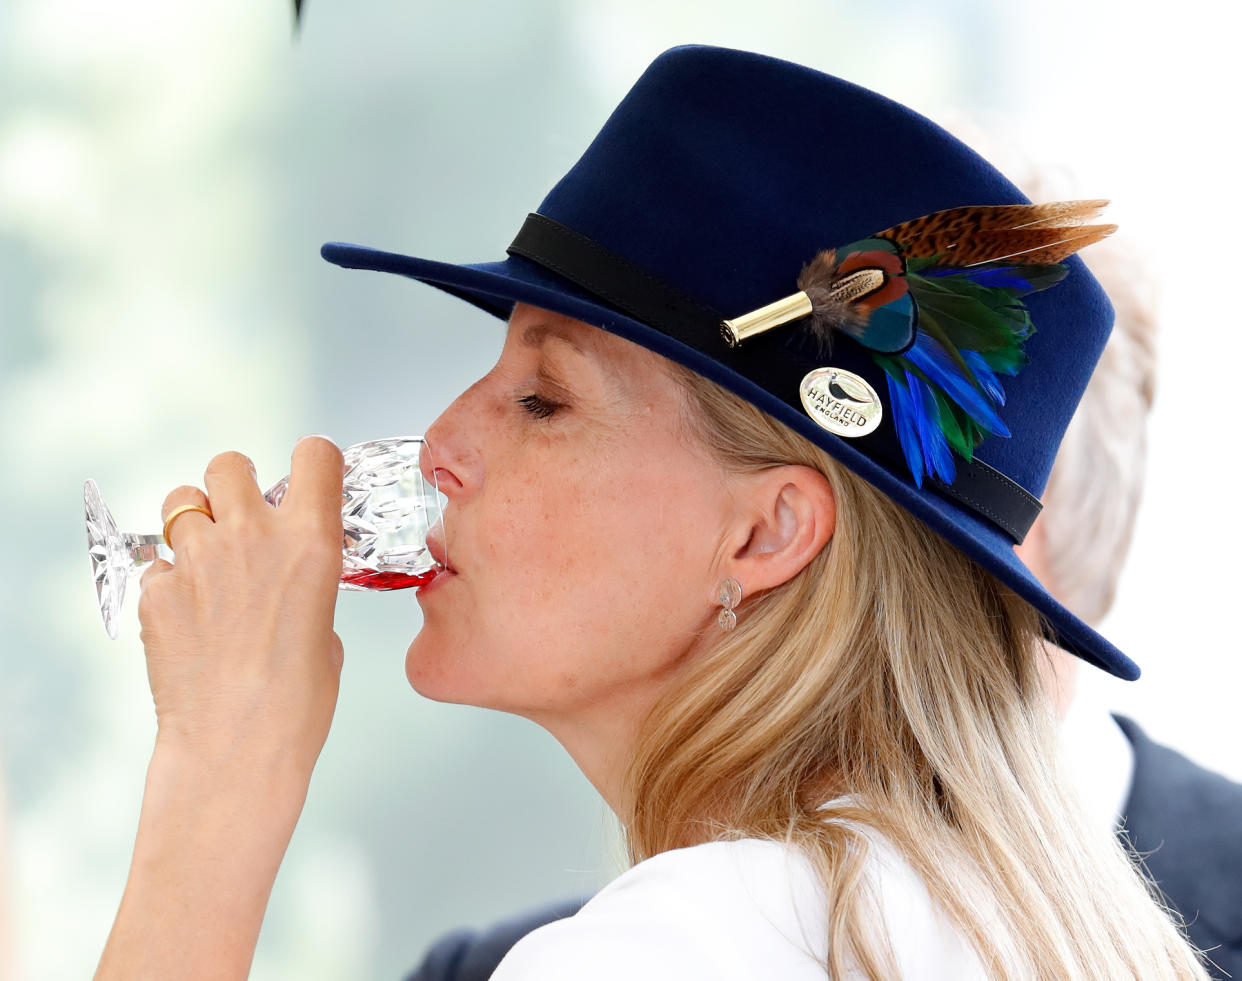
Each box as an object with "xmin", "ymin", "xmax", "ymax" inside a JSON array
[{"xmin": 516, "ymin": 393, "xmax": 563, "ymax": 420}]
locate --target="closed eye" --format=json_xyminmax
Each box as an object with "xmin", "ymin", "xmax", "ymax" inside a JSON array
[{"xmin": 516, "ymin": 393, "xmax": 563, "ymax": 420}]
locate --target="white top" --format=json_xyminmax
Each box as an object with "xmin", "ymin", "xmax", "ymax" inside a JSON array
[
  {"xmin": 492, "ymin": 831, "xmax": 989, "ymax": 980},
  {"xmin": 491, "ymin": 695, "xmax": 1136, "ymax": 980}
]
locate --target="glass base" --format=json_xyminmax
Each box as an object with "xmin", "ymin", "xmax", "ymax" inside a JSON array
[{"xmin": 84, "ymin": 479, "xmax": 130, "ymax": 640}]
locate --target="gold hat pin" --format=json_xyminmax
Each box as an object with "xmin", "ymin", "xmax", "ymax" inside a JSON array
[{"xmin": 720, "ymin": 269, "xmax": 885, "ymax": 348}]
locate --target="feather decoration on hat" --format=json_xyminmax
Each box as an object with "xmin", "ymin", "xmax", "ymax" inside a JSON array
[{"xmin": 795, "ymin": 200, "xmax": 1114, "ymax": 487}]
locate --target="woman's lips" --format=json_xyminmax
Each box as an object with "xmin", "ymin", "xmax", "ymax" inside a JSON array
[
  {"xmin": 418, "ymin": 528, "xmax": 456, "ymax": 594},
  {"xmin": 418, "ymin": 566, "xmax": 456, "ymax": 594},
  {"xmin": 424, "ymin": 527, "xmax": 454, "ymax": 574}
]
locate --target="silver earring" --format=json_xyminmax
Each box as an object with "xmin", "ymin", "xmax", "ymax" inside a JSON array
[{"xmin": 717, "ymin": 578, "xmax": 742, "ymax": 632}]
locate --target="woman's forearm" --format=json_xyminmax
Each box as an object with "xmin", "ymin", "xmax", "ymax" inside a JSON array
[
  {"xmin": 94, "ymin": 742, "xmax": 310, "ymax": 981},
  {"xmin": 94, "ymin": 441, "xmax": 346, "ymax": 979}
]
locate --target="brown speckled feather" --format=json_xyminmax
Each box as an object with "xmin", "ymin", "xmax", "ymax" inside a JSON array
[{"xmin": 876, "ymin": 200, "xmax": 1115, "ymax": 266}]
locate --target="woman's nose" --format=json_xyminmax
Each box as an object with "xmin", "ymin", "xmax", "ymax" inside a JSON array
[
  {"xmin": 417, "ymin": 438, "xmax": 462, "ymax": 503},
  {"xmin": 420, "ymin": 385, "xmax": 483, "ymax": 499}
]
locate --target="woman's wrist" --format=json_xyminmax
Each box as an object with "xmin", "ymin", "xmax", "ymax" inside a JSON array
[
  {"xmin": 149, "ymin": 723, "xmax": 319, "ymax": 800},
  {"xmin": 145, "ymin": 735, "xmax": 312, "ymax": 829},
  {"xmin": 93, "ymin": 742, "xmax": 312, "ymax": 980}
]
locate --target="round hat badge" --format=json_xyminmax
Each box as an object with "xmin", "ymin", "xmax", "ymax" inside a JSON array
[{"xmin": 799, "ymin": 367, "xmax": 883, "ymax": 438}]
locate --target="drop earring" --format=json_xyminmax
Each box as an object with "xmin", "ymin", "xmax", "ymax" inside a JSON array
[{"xmin": 717, "ymin": 577, "xmax": 742, "ymax": 632}]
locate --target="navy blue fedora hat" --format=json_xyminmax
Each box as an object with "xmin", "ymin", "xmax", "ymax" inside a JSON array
[{"xmin": 322, "ymin": 44, "xmax": 1138, "ymax": 681}]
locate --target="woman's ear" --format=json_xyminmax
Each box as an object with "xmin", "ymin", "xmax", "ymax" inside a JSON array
[{"xmin": 723, "ymin": 465, "xmax": 836, "ymax": 595}]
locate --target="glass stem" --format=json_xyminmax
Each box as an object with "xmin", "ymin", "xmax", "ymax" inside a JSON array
[{"xmin": 124, "ymin": 532, "xmax": 172, "ymax": 568}]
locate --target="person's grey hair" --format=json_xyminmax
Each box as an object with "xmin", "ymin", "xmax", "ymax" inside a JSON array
[
  {"xmin": 1040, "ymin": 230, "xmax": 1157, "ymax": 624},
  {"xmin": 943, "ymin": 120, "xmax": 1159, "ymax": 626},
  {"xmin": 1019, "ymin": 171, "xmax": 1157, "ymax": 625}
]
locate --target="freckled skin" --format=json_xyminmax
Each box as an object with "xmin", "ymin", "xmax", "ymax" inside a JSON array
[{"xmin": 407, "ymin": 304, "xmax": 738, "ymax": 770}]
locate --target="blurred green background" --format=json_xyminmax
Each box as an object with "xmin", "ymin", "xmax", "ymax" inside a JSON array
[{"xmin": 1, "ymin": 1, "xmax": 1238, "ymax": 978}]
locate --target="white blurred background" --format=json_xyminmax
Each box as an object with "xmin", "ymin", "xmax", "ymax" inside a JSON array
[{"xmin": 1, "ymin": 1, "xmax": 1238, "ymax": 978}]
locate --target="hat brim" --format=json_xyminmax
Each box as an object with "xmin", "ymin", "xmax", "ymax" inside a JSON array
[{"xmin": 322, "ymin": 241, "xmax": 1139, "ymax": 681}]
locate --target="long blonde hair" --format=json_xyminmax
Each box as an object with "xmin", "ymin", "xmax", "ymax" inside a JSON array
[{"xmin": 623, "ymin": 367, "xmax": 1209, "ymax": 980}]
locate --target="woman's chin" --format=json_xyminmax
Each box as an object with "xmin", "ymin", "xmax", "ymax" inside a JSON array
[
  {"xmin": 404, "ymin": 635, "xmax": 476, "ymax": 704},
  {"xmin": 404, "ymin": 637, "xmax": 446, "ymax": 698}
]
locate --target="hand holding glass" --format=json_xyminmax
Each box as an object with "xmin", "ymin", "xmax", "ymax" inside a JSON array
[{"xmin": 84, "ymin": 437, "xmax": 445, "ymax": 639}]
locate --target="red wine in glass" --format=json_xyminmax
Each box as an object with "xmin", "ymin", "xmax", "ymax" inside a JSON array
[{"xmin": 340, "ymin": 567, "xmax": 439, "ymax": 591}]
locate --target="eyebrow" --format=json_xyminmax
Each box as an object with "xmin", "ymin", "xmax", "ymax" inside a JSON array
[
  {"xmin": 518, "ymin": 321, "xmax": 590, "ymax": 356},
  {"xmin": 517, "ymin": 318, "xmax": 627, "ymax": 394}
]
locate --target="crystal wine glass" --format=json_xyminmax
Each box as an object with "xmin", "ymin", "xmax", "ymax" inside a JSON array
[{"xmin": 85, "ymin": 436, "xmax": 445, "ymax": 639}]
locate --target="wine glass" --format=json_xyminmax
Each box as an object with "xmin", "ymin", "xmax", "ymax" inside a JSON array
[{"xmin": 85, "ymin": 436, "xmax": 445, "ymax": 639}]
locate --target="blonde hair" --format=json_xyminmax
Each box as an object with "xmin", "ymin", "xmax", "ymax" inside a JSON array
[{"xmin": 623, "ymin": 367, "xmax": 1208, "ymax": 980}]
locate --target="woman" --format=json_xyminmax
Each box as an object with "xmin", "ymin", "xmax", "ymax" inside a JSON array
[{"xmin": 95, "ymin": 46, "xmax": 1211, "ymax": 979}]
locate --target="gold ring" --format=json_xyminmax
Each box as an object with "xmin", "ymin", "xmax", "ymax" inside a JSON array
[{"xmin": 162, "ymin": 503, "xmax": 214, "ymax": 548}]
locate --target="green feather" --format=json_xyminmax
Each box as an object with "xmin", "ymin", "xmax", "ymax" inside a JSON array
[
  {"xmin": 911, "ymin": 278, "xmax": 1027, "ymax": 353},
  {"xmin": 980, "ymin": 341, "xmax": 1030, "ymax": 375},
  {"xmin": 932, "ymin": 390, "xmax": 973, "ymax": 459}
]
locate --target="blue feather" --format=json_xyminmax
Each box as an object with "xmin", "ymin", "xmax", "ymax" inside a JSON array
[
  {"xmin": 907, "ymin": 372, "xmax": 956, "ymax": 484},
  {"xmin": 885, "ymin": 372, "xmax": 926, "ymax": 488},
  {"xmin": 904, "ymin": 335, "xmax": 1011, "ymax": 438},
  {"xmin": 923, "ymin": 265, "xmax": 1033, "ymax": 290},
  {"xmin": 960, "ymin": 349, "xmax": 1006, "ymax": 405}
]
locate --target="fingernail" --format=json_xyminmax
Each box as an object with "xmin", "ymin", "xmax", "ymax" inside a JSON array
[{"xmin": 298, "ymin": 434, "xmax": 337, "ymax": 447}]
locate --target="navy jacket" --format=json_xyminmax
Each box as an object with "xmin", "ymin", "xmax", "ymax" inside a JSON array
[
  {"xmin": 404, "ymin": 716, "xmax": 1241, "ymax": 980},
  {"xmin": 1114, "ymin": 716, "xmax": 1242, "ymax": 979}
]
